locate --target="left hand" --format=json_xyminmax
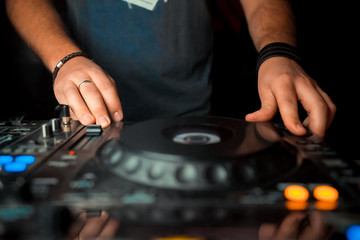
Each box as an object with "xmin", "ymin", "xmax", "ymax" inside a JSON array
[
  {"xmin": 245, "ymin": 57, "xmax": 336, "ymax": 138},
  {"xmin": 69, "ymin": 211, "xmax": 119, "ymax": 240}
]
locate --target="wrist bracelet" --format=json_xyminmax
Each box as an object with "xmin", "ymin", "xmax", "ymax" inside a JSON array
[
  {"xmin": 52, "ymin": 52, "xmax": 92, "ymax": 82},
  {"xmin": 256, "ymin": 42, "xmax": 302, "ymax": 72}
]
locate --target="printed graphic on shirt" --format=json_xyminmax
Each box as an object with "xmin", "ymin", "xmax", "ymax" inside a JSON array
[{"xmin": 122, "ymin": 0, "xmax": 159, "ymax": 11}]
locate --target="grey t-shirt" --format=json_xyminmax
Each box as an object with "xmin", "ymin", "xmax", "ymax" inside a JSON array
[{"xmin": 66, "ymin": 0, "xmax": 214, "ymax": 121}]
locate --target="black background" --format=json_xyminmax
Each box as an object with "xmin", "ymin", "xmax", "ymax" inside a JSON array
[{"xmin": 1, "ymin": 1, "xmax": 358, "ymax": 160}]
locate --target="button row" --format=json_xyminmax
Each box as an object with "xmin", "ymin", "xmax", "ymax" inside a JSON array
[
  {"xmin": 0, "ymin": 155, "xmax": 36, "ymax": 173},
  {"xmin": 284, "ymin": 185, "xmax": 339, "ymax": 202},
  {"xmin": 99, "ymin": 140, "xmax": 231, "ymax": 190},
  {"xmin": 109, "ymin": 154, "xmax": 230, "ymax": 190}
]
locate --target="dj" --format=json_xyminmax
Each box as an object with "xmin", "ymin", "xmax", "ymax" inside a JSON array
[{"xmin": 5, "ymin": 0, "xmax": 336, "ymax": 137}]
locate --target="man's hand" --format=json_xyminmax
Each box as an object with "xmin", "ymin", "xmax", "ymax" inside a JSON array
[
  {"xmin": 259, "ymin": 211, "xmax": 331, "ymax": 240},
  {"xmin": 53, "ymin": 57, "xmax": 123, "ymax": 128},
  {"xmin": 245, "ymin": 57, "xmax": 336, "ymax": 138},
  {"xmin": 6, "ymin": 0, "xmax": 123, "ymax": 128}
]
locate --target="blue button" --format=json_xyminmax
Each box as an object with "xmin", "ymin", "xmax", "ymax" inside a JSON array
[
  {"xmin": 4, "ymin": 162, "xmax": 27, "ymax": 173},
  {"xmin": 0, "ymin": 155, "xmax": 13, "ymax": 164},
  {"xmin": 346, "ymin": 225, "xmax": 360, "ymax": 240},
  {"xmin": 14, "ymin": 155, "xmax": 35, "ymax": 165}
]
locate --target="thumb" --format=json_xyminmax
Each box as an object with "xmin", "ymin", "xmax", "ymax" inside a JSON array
[{"xmin": 246, "ymin": 94, "xmax": 278, "ymax": 122}]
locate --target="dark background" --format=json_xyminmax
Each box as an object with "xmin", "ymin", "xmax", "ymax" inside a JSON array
[{"xmin": 1, "ymin": 1, "xmax": 358, "ymax": 160}]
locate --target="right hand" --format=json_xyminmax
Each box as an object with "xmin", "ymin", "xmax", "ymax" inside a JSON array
[
  {"xmin": 53, "ymin": 57, "xmax": 123, "ymax": 128},
  {"xmin": 70, "ymin": 211, "xmax": 119, "ymax": 240}
]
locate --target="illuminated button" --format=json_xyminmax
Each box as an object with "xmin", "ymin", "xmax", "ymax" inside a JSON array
[
  {"xmin": 284, "ymin": 185, "xmax": 309, "ymax": 202},
  {"xmin": 4, "ymin": 162, "xmax": 27, "ymax": 172},
  {"xmin": 313, "ymin": 186, "xmax": 339, "ymax": 202},
  {"xmin": 68, "ymin": 150, "xmax": 76, "ymax": 156},
  {"xmin": 346, "ymin": 225, "xmax": 360, "ymax": 240},
  {"xmin": 0, "ymin": 155, "xmax": 13, "ymax": 164},
  {"xmin": 14, "ymin": 155, "xmax": 35, "ymax": 165}
]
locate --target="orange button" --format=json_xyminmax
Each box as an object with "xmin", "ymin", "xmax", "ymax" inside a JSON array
[
  {"xmin": 68, "ymin": 150, "xmax": 76, "ymax": 156},
  {"xmin": 284, "ymin": 185, "xmax": 309, "ymax": 202},
  {"xmin": 313, "ymin": 186, "xmax": 339, "ymax": 202}
]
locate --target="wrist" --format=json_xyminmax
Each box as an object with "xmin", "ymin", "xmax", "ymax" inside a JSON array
[
  {"xmin": 256, "ymin": 42, "xmax": 302, "ymax": 72},
  {"xmin": 52, "ymin": 52, "xmax": 92, "ymax": 82},
  {"xmin": 42, "ymin": 43, "xmax": 82, "ymax": 71}
]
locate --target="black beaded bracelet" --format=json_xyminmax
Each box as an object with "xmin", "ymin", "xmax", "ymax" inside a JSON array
[
  {"xmin": 256, "ymin": 42, "xmax": 302, "ymax": 72},
  {"xmin": 52, "ymin": 52, "xmax": 92, "ymax": 82}
]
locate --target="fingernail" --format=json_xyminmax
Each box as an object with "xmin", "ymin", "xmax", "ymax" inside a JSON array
[
  {"xmin": 98, "ymin": 115, "xmax": 109, "ymax": 127},
  {"xmin": 296, "ymin": 123, "xmax": 306, "ymax": 130},
  {"xmin": 296, "ymin": 123, "xmax": 308, "ymax": 135},
  {"xmin": 113, "ymin": 111, "xmax": 122, "ymax": 121},
  {"xmin": 83, "ymin": 114, "xmax": 94, "ymax": 124}
]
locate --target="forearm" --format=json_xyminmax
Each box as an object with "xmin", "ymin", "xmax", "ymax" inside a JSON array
[
  {"xmin": 6, "ymin": 0, "xmax": 80, "ymax": 71},
  {"xmin": 240, "ymin": 0, "xmax": 297, "ymax": 51}
]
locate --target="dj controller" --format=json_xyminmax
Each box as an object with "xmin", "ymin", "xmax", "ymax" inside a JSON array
[{"xmin": 0, "ymin": 105, "xmax": 360, "ymax": 240}]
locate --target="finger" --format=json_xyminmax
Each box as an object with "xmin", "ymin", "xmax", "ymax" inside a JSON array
[
  {"xmin": 96, "ymin": 74, "xmax": 123, "ymax": 122},
  {"xmin": 314, "ymin": 86, "xmax": 336, "ymax": 129},
  {"xmin": 259, "ymin": 223, "xmax": 277, "ymax": 240},
  {"xmin": 78, "ymin": 211, "xmax": 110, "ymax": 239},
  {"xmin": 98, "ymin": 218, "xmax": 120, "ymax": 238},
  {"xmin": 300, "ymin": 212, "xmax": 328, "ymax": 240},
  {"xmin": 63, "ymin": 82, "xmax": 95, "ymax": 125},
  {"xmin": 302, "ymin": 86, "xmax": 335, "ymax": 135},
  {"xmin": 275, "ymin": 85, "xmax": 308, "ymax": 136},
  {"xmin": 67, "ymin": 212, "xmax": 87, "ymax": 240},
  {"xmin": 303, "ymin": 116, "xmax": 309, "ymax": 128},
  {"xmin": 273, "ymin": 212, "xmax": 307, "ymax": 240},
  {"xmin": 69, "ymin": 108, "xmax": 78, "ymax": 121},
  {"xmin": 297, "ymin": 86, "xmax": 329, "ymax": 138},
  {"xmin": 245, "ymin": 90, "xmax": 278, "ymax": 122},
  {"xmin": 54, "ymin": 87, "xmax": 78, "ymax": 121},
  {"xmin": 78, "ymin": 80, "xmax": 111, "ymax": 128}
]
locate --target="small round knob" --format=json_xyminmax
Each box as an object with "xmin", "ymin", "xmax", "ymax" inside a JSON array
[
  {"xmin": 148, "ymin": 164, "xmax": 165, "ymax": 180},
  {"xmin": 207, "ymin": 165, "xmax": 228, "ymax": 184},
  {"xmin": 50, "ymin": 118, "xmax": 61, "ymax": 132},
  {"xmin": 176, "ymin": 164, "xmax": 197, "ymax": 183},
  {"xmin": 41, "ymin": 123, "xmax": 53, "ymax": 138},
  {"xmin": 124, "ymin": 156, "xmax": 141, "ymax": 174}
]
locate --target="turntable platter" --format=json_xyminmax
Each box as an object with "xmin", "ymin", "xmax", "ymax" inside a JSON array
[{"xmin": 98, "ymin": 117, "xmax": 299, "ymax": 191}]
